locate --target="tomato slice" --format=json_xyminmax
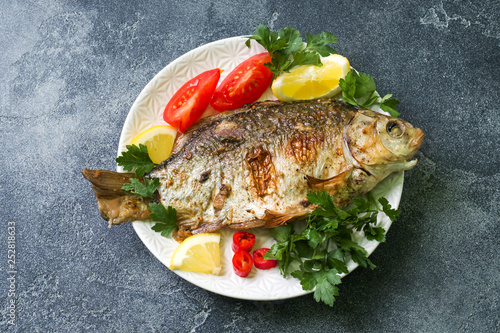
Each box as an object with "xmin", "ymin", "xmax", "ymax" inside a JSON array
[
  {"xmin": 253, "ymin": 248, "xmax": 277, "ymax": 270},
  {"xmin": 232, "ymin": 249, "xmax": 253, "ymax": 277},
  {"xmin": 210, "ymin": 52, "xmax": 273, "ymax": 112},
  {"xmin": 232, "ymin": 231, "xmax": 255, "ymax": 252},
  {"xmin": 163, "ymin": 68, "xmax": 221, "ymax": 132}
]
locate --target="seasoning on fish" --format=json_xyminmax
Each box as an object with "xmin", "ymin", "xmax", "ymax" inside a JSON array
[{"xmin": 83, "ymin": 99, "xmax": 424, "ymax": 240}]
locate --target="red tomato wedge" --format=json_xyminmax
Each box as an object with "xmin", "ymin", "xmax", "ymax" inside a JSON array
[
  {"xmin": 210, "ymin": 52, "xmax": 273, "ymax": 112},
  {"xmin": 232, "ymin": 249, "xmax": 253, "ymax": 277},
  {"xmin": 163, "ymin": 68, "xmax": 221, "ymax": 132},
  {"xmin": 232, "ymin": 231, "xmax": 255, "ymax": 252},
  {"xmin": 253, "ymin": 248, "xmax": 277, "ymax": 270}
]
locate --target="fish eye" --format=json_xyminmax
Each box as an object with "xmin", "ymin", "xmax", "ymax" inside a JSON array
[{"xmin": 387, "ymin": 121, "xmax": 405, "ymax": 138}]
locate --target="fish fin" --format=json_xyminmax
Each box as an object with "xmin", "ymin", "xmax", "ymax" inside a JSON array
[
  {"xmin": 82, "ymin": 169, "xmax": 152, "ymax": 225},
  {"xmin": 189, "ymin": 222, "xmax": 223, "ymax": 235},
  {"xmin": 261, "ymin": 210, "xmax": 303, "ymax": 229},
  {"xmin": 230, "ymin": 212, "xmax": 300, "ymax": 230},
  {"xmin": 306, "ymin": 166, "xmax": 353, "ymax": 190},
  {"xmin": 229, "ymin": 220, "xmax": 266, "ymax": 230},
  {"xmin": 172, "ymin": 226, "xmax": 191, "ymax": 242},
  {"xmin": 82, "ymin": 169, "xmax": 137, "ymax": 196}
]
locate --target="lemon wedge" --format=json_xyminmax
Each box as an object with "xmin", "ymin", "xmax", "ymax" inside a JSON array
[
  {"xmin": 130, "ymin": 125, "xmax": 177, "ymax": 164},
  {"xmin": 271, "ymin": 54, "xmax": 351, "ymax": 101},
  {"xmin": 169, "ymin": 233, "xmax": 221, "ymax": 275}
]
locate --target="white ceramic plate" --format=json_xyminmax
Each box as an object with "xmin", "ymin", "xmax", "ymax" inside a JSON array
[{"xmin": 117, "ymin": 37, "xmax": 404, "ymax": 301}]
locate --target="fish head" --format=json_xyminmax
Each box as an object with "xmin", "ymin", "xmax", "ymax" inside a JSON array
[{"xmin": 344, "ymin": 110, "xmax": 424, "ymax": 178}]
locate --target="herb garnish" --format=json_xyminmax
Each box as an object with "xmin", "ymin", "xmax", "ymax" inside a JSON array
[
  {"xmin": 245, "ymin": 24, "xmax": 338, "ymax": 79},
  {"xmin": 264, "ymin": 191, "xmax": 400, "ymax": 306},
  {"xmin": 339, "ymin": 71, "xmax": 401, "ymax": 117},
  {"xmin": 121, "ymin": 178, "xmax": 160, "ymax": 199},
  {"xmin": 149, "ymin": 203, "xmax": 177, "ymax": 237},
  {"xmin": 116, "ymin": 143, "xmax": 160, "ymax": 198},
  {"xmin": 116, "ymin": 144, "xmax": 176, "ymax": 237},
  {"xmin": 116, "ymin": 144, "xmax": 157, "ymax": 177},
  {"xmin": 247, "ymin": 24, "xmax": 401, "ymax": 117}
]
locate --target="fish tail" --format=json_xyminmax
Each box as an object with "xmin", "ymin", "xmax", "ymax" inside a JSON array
[{"xmin": 82, "ymin": 169, "xmax": 152, "ymax": 226}]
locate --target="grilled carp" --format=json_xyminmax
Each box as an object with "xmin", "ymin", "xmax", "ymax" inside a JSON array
[{"xmin": 84, "ymin": 99, "xmax": 424, "ymax": 240}]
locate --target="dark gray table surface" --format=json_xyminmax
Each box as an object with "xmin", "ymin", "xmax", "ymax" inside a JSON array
[{"xmin": 1, "ymin": 0, "xmax": 499, "ymax": 332}]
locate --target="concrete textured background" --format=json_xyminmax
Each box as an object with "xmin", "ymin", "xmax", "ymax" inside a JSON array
[{"xmin": 1, "ymin": 0, "xmax": 499, "ymax": 332}]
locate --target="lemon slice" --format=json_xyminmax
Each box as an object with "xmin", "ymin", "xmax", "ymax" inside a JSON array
[
  {"xmin": 272, "ymin": 54, "xmax": 351, "ymax": 101},
  {"xmin": 169, "ymin": 233, "xmax": 221, "ymax": 275},
  {"xmin": 130, "ymin": 125, "xmax": 177, "ymax": 164}
]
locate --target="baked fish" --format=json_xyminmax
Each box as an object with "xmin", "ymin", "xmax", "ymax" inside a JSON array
[{"xmin": 83, "ymin": 99, "xmax": 424, "ymax": 240}]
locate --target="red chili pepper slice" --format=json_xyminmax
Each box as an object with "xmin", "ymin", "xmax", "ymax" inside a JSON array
[
  {"xmin": 253, "ymin": 248, "xmax": 277, "ymax": 270},
  {"xmin": 231, "ymin": 231, "xmax": 255, "ymax": 252},
  {"xmin": 232, "ymin": 249, "xmax": 253, "ymax": 277}
]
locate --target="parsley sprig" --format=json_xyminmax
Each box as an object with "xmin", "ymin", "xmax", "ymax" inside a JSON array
[
  {"xmin": 121, "ymin": 178, "xmax": 160, "ymax": 198},
  {"xmin": 245, "ymin": 24, "xmax": 338, "ymax": 79},
  {"xmin": 150, "ymin": 203, "xmax": 177, "ymax": 237},
  {"xmin": 339, "ymin": 71, "xmax": 401, "ymax": 118},
  {"xmin": 115, "ymin": 144, "xmax": 177, "ymax": 237},
  {"xmin": 116, "ymin": 143, "xmax": 161, "ymax": 198},
  {"xmin": 116, "ymin": 144, "xmax": 157, "ymax": 177},
  {"xmin": 264, "ymin": 191, "xmax": 400, "ymax": 306}
]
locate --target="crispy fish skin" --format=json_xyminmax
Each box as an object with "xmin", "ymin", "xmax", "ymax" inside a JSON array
[{"xmin": 142, "ymin": 99, "xmax": 423, "ymax": 239}]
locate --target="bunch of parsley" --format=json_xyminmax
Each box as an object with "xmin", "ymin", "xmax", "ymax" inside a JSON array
[
  {"xmin": 264, "ymin": 191, "xmax": 400, "ymax": 306},
  {"xmin": 245, "ymin": 24, "xmax": 338, "ymax": 79},
  {"xmin": 116, "ymin": 144, "xmax": 177, "ymax": 236}
]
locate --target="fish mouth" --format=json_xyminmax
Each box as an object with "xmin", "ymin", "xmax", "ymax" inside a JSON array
[
  {"xmin": 400, "ymin": 158, "xmax": 418, "ymax": 170},
  {"xmin": 405, "ymin": 128, "xmax": 424, "ymax": 160},
  {"xmin": 411, "ymin": 129, "xmax": 425, "ymax": 149},
  {"xmin": 400, "ymin": 129, "xmax": 424, "ymax": 168}
]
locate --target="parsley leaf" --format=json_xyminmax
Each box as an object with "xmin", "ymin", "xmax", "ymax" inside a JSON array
[
  {"xmin": 278, "ymin": 26, "xmax": 303, "ymax": 54},
  {"xmin": 269, "ymin": 223, "xmax": 294, "ymax": 243},
  {"xmin": 245, "ymin": 24, "xmax": 287, "ymax": 54},
  {"xmin": 246, "ymin": 24, "xmax": 338, "ymax": 79},
  {"xmin": 303, "ymin": 228, "xmax": 322, "ymax": 249},
  {"xmin": 116, "ymin": 144, "xmax": 157, "ymax": 177},
  {"xmin": 305, "ymin": 32, "xmax": 338, "ymax": 56},
  {"xmin": 292, "ymin": 270, "xmax": 317, "ymax": 290},
  {"xmin": 267, "ymin": 191, "xmax": 400, "ymax": 306},
  {"xmin": 308, "ymin": 191, "xmax": 350, "ymax": 220},
  {"xmin": 289, "ymin": 51, "xmax": 321, "ymax": 69},
  {"xmin": 327, "ymin": 250, "xmax": 349, "ymax": 274},
  {"xmin": 339, "ymin": 71, "xmax": 377, "ymax": 108},
  {"xmin": 364, "ymin": 224, "xmax": 387, "ymax": 242},
  {"xmin": 378, "ymin": 197, "xmax": 401, "ymax": 221},
  {"xmin": 150, "ymin": 203, "xmax": 177, "ymax": 237},
  {"xmin": 339, "ymin": 71, "xmax": 401, "ymax": 118},
  {"xmin": 353, "ymin": 72, "xmax": 378, "ymax": 107},
  {"xmin": 292, "ymin": 265, "xmax": 341, "ymax": 306},
  {"xmin": 313, "ymin": 269, "xmax": 341, "ymax": 306},
  {"xmin": 380, "ymin": 95, "xmax": 401, "ymax": 118},
  {"xmin": 121, "ymin": 178, "xmax": 159, "ymax": 199}
]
